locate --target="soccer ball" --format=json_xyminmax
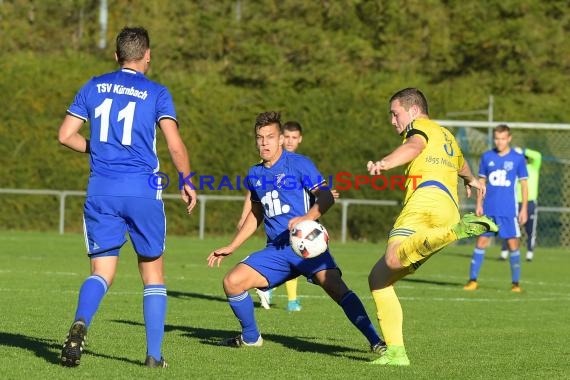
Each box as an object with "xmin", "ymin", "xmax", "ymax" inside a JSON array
[{"xmin": 290, "ymin": 220, "xmax": 329, "ymax": 259}]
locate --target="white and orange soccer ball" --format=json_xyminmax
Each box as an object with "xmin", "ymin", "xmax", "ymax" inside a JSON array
[{"xmin": 290, "ymin": 220, "xmax": 329, "ymax": 259}]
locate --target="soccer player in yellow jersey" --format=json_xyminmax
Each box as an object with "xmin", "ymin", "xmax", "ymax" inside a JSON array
[{"xmin": 366, "ymin": 88, "xmax": 498, "ymax": 366}]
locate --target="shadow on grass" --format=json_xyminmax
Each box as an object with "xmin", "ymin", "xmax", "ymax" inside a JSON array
[
  {"xmin": 0, "ymin": 331, "xmax": 147, "ymax": 367},
  {"xmin": 167, "ymin": 290, "xmax": 227, "ymax": 303},
  {"xmin": 167, "ymin": 289, "xmax": 268, "ymax": 309},
  {"xmin": 0, "ymin": 332, "xmax": 60, "ymax": 364},
  {"xmin": 113, "ymin": 320, "xmax": 371, "ymax": 361}
]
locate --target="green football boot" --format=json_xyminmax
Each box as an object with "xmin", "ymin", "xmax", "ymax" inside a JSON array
[
  {"xmin": 370, "ymin": 345, "xmax": 410, "ymax": 366},
  {"xmin": 452, "ymin": 213, "xmax": 498, "ymax": 239}
]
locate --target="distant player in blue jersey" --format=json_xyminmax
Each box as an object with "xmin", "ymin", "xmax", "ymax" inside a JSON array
[
  {"xmin": 500, "ymin": 147, "xmax": 542, "ymax": 261},
  {"xmin": 464, "ymin": 124, "xmax": 528, "ymax": 292},
  {"xmin": 207, "ymin": 112, "xmax": 385, "ymax": 354},
  {"xmin": 57, "ymin": 27, "xmax": 197, "ymax": 368}
]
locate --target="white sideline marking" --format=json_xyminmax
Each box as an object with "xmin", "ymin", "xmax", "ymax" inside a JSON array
[
  {"xmin": 0, "ymin": 288, "xmax": 568, "ymax": 302},
  {"xmin": 267, "ymin": 294, "xmax": 570, "ymax": 302}
]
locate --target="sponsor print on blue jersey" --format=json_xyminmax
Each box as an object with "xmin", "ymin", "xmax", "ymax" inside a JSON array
[
  {"xmin": 479, "ymin": 149, "xmax": 528, "ymax": 217},
  {"xmin": 67, "ymin": 68, "xmax": 177, "ymax": 199},
  {"xmin": 248, "ymin": 151, "xmax": 326, "ymax": 244}
]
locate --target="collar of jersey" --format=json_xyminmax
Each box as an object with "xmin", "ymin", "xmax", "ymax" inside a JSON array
[{"xmin": 121, "ymin": 68, "xmax": 142, "ymax": 75}]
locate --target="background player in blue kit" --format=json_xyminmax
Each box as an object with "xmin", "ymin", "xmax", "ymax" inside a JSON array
[
  {"xmin": 464, "ymin": 124, "xmax": 528, "ymax": 292},
  {"xmin": 57, "ymin": 27, "xmax": 197, "ymax": 368},
  {"xmin": 207, "ymin": 112, "xmax": 385, "ymax": 353},
  {"xmin": 500, "ymin": 147, "xmax": 542, "ymax": 261}
]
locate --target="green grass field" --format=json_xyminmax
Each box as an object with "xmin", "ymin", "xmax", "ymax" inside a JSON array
[{"xmin": 1, "ymin": 230, "xmax": 569, "ymax": 379}]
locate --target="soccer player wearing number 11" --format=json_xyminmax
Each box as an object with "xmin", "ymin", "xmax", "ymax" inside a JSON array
[{"xmin": 57, "ymin": 27, "xmax": 197, "ymax": 368}]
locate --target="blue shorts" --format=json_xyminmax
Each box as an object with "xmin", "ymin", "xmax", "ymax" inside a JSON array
[
  {"xmin": 482, "ymin": 215, "xmax": 520, "ymax": 239},
  {"xmin": 242, "ymin": 244, "xmax": 340, "ymax": 289},
  {"xmin": 83, "ymin": 196, "xmax": 166, "ymax": 258}
]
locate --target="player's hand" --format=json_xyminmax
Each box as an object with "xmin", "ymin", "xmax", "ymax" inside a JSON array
[
  {"xmin": 518, "ymin": 208, "xmax": 528, "ymax": 226},
  {"xmin": 367, "ymin": 160, "xmax": 382, "ymax": 175},
  {"xmin": 331, "ymin": 189, "xmax": 340, "ymax": 200},
  {"xmin": 288, "ymin": 216, "xmax": 311, "ymax": 230},
  {"xmin": 464, "ymin": 177, "xmax": 486, "ymax": 199},
  {"xmin": 181, "ymin": 183, "xmax": 197, "ymax": 214},
  {"xmin": 475, "ymin": 205, "xmax": 484, "ymax": 217},
  {"xmin": 207, "ymin": 246, "xmax": 233, "ymax": 268}
]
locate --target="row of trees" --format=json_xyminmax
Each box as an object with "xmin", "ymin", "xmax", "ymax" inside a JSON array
[{"xmin": 1, "ymin": 0, "xmax": 569, "ymax": 239}]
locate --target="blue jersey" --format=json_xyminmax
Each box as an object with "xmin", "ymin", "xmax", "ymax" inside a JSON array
[
  {"xmin": 248, "ymin": 150, "xmax": 327, "ymax": 245},
  {"xmin": 479, "ymin": 148, "xmax": 528, "ymax": 217},
  {"xmin": 67, "ymin": 68, "xmax": 177, "ymax": 199}
]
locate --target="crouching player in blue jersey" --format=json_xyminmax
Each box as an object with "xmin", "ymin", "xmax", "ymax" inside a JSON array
[
  {"xmin": 207, "ymin": 112, "xmax": 385, "ymax": 353},
  {"xmin": 58, "ymin": 27, "xmax": 197, "ymax": 368}
]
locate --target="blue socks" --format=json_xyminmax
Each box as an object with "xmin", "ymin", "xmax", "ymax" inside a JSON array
[
  {"xmin": 228, "ymin": 291, "xmax": 260, "ymax": 343},
  {"xmin": 227, "ymin": 290, "xmax": 380, "ymax": 346},
  {"xmin": 74, "ymin": 276, "xmax": 167, "ymax": 362},
  {"xmin": 338, "ymin": 291, "xmax": 381, "ymax": 346},
  {"xmin": 469, "ymin": 248, "xmax": 486, "ymax": 281},
  {"xmin": 509, "ymin": 250, "xmax": 521, "ymax": 284},
  {"xmin": 74, "ymin": 275, "xmax": 108, "ymax": 327},
  {"xmin": 143, "ymin": 285, "xmax": 167, "ymax": 361}
]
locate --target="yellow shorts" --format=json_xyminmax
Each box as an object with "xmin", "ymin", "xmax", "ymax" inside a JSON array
[{"xmin": 388, "ymin": 186, "xmax": 460, "ymax": 268}]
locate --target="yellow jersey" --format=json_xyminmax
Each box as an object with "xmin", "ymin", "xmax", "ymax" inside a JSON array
[{"xmin": 402, "ymin": 118, "xmax": 464, "ymax": 206}]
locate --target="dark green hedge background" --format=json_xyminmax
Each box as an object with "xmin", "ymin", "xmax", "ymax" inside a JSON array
[{"xmin": 1, "ymin": 1, "xmax": 568, "ymax": 241}]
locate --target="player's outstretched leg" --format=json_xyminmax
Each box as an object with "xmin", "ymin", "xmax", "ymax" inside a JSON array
[
  {"xmin": 338, "ymin": 291, "xmax": 385, "ymax": 352},
  {"xmin": 61, "ymin": 319, "xmax": 87, "ymax": 367},
  {"xmin": 316, "ymin": 270, "xmax": 384, "ymax": 352},
  {"xmin": 395, "ymin": 213, "xmax": 496, "ymax": 263}
]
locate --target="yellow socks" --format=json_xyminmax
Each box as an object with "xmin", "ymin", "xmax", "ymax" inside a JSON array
[
  {"xmin": 285, "ymin": 278, "xmax": 298, "ymax": 301},
  {"xmin": 372, "ymin": 286, "xmax": 404, "ymax": 346}
]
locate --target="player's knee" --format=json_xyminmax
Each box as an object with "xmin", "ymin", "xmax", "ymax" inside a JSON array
[
  {"xmin": 385, "ymin": 253, "xmax": 402, "ymax": 271},
  {"xmin": 222, "ymin": 271, "xmax": 245, "ymax": 294},
  {"xmin": 315, "ymin": 270, "xmax": 347, "ymax": 301}
]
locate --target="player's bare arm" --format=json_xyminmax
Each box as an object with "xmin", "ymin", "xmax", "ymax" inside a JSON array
[
  {"xmin": 237, "ymin": 190, "xmax": 252, "ymax": 230},
  {"xmin": 287, "ymin": 187, "xmax": 334, "ymax": 230},
  {"xmin": 208, "ymin": 201, "xmax": 264, "ymax": 267},
  {"xmin": 367, "ymin": 135, "xmax": 425, "ymax": 175},
  {"xmin": 160, "ymin": 118, "xmax": 197, "ymax": 214},
  {"xmin": 519, "ymin": 179, "xmax": 529, "ymax": 225},
  {"xmin": 58, "ymin": 115, "xmax": 89, "ymax": 153},
  {"xmin": 475, "ymin": 177, "xmax": 486, "ymax": 216},
  {"xmin": 458, "ymin": 160, "xmax": 486, "ymax": 199}
]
